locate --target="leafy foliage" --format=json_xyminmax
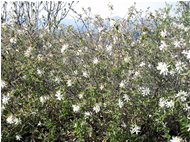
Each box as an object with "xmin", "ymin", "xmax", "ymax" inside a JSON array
[{"xmin": 1, "ymin": 2, "xmax": 190, "ymax": 142}]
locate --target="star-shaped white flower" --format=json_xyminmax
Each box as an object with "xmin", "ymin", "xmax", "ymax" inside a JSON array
[
  {"xmin": 93, "ymin": 103, "xmax": 101, "ymax": 113},
  {"xmin": 78, "ymin": 93, "xmax": 84, "ymax": 99},
  {"xmin": 140, "ymin": 87, "xmax": 150, "ymax": 96},
  {"xmin": 175, "ymin": 61, "xmax": 186, "ymax": 73},
  {"xmin": 106, "ymin": 45, "xmax": 112, "ymax": 53},
  {"xmin": 6, "ymin": 114, "xmax": 15, "ymax": 124},
  {"xmin": 55, "ymin": 76, "xmax": 61, "ymax": 83},
  {"xmin": 84, "ymin": 111, "xmax": 91, "ymax": 117},
  {"xmin": 170, "ymin": 136, "xmax": 183, "ymax": 142},
  {"xmin": 157, "ymin": 62, "xmax": 169, "ymax": 75},
  {"xmin": 37, "ymin": 68, "xmax": 44, "ymax": 76},
  {"xmin": 119, "ymin": 80, "xmax": 126, "ymax": 88},
  {"xmin": 10, "ymin": 37, "xmax": 17, "ymax": 44},
  {"xmin": 61, "ymin": 44, "xmax": 68, "ymax": 53},
  {"xmin": 123, "ymin": 94, "xmax": 130, "ymax": 102},
  {"xmin": 159, "ymin": 41, "xmax": 167, "ymax": 50},
  {"xmin": 182, "ymin": 50, "xmax": 190, "ymax": 60},
  {"xmin": 187, "ymin": 124, "xmax": 190, "ymax": 132},
  {"xmin": 16, "ymin": 135, "xmax": 22, "ymax": 140},
  {"xmin": 118, "ymin": 98, "xmax": 124, "ymax": 108},
  {"xmin": 93, "ymin": 57, "xmax": 99, "ymax": 64},
  {"xmin": 82, "ymin": 71, "xmax": 89, "ymax": 78},
  {"xmin": 139, "ymin": 62, "xmax": 145, "ymax": 67},
  {"xmin": 55, "ymin": 90, "xmax": 63, "ymax": 100},
  {"xmin": 161, "ymin": 30, "xmax": 167, "ymax": 37},
  {"xmin": 74, "ymin": 70, "xmax": 78, "ymax": 75},
  {"xmin": 130, "ymin": 124, "xmax": 141, "ymax": 134},
  {"xmin": 67, "ymin": 80, "xmax": 73, "ymax": 87},
  {"xmin": 40, "ymin": 96, "xmax": 48, "ymax": 104},
  {"xmin": 6, "ymin": 115, "xmax": 21, "ymax": 125},
  {"xmin": 1, "ymin": 80, "xmax": 7, "ymax": 89},
  {"xmin": 100, "ymin": 84, "xmax": 104, "ymax": 90},
  {"xmin": 165, "ymin": 100, "xmax": 174, "ymax": 108},
  {"xmin": 159, "ymin": 98, "xmax": 166, "ymax": 108},
  {"xmin": 174, "ymin": 41, "xmax": 181, "ymax": 48},
  {"xmin": 2, "ymin": 93, "xmax": 10, "ymax": 105},
  {"xmin": 72, "ymin": 104, "xmax": 80, "ymax": 112}
]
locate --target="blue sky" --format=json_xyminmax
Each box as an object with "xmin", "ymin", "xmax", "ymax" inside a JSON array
[{"xmin": 66, "ymin": 0, "xmax": 177, "ymax": 19}]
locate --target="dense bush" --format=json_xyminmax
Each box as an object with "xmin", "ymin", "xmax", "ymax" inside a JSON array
[{"xmin": 1, "ymin": 2, "xmax": 190, "ymax": 142}]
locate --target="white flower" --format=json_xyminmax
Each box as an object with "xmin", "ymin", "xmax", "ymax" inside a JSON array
[
  {"xmin": 176, "ymin": 91, "xmax": 188, "ymax": 102},
  {"xmin": 37, "ymin": 54, "xmax": 43, "ymax": 61},
  {"xmin": 55, "ymin": 90, "xmax": 63, "ymax": 100},
  {"xmin": 119, "ymin": 80, "xmax": 126, "ymax": 88},
  {"xmin": 6, "ymin": 114, "xmax": 15, "ymax": 124},
  {"xmin": 1, "ymin": 80, "xmax": 7, "ymax": 88},
  {"xmin": 161, "ymin": 30, "xmax": 167, "ymax": 37},
  {"xmin": 157, "ymin": 62, "xmax": 169, "ymax": 75},
  {"xmin": 140, "ymin": 87, "xmax": 150, "ymax": 96},
  {"xmin": 165, "ymin": 100, "xmax": 175, "ymax": 108},
  {"xmin": 121, "ymin": 121, "xmax": 127, "ymax": 128},
  {"xmin": 170, "ymin": 136, "xmax": 183, "ymax": 142},
  {"xmin": 72, "ymin": 104, "xmax": 80, "ymax": 112},
  {"xmin": 170, "ymin": 70, "xmax": 176, "ymax": 76},
  {"xmin": 37, "ymin": 121, "xmax": 42, "ymax": 126},
  {"xmin": 1, "ymin": 23, "xmax": 6, "ymax": 28},
  {"xmin": 74, "ymin": 70, "xmax": 78, "ymax": 75},
  {"xmin": 93, "ymin": 57, "xmax": 99, "ymax": 64},
  {"xmin": 159, "ymin": 41, "xmax": 167, "ymax": 50},
  {"xmin": 40, "ymin": 96, "xmax": 48, "ymax": 104},
  {"xmin": 159, "ymin": 98, "xmax": 174, "ymax": 108},
  {"xmin": 24, "ymin": 47, "xmax": 33, "ymax": 57},
  {"xmin": 176, "ymin": 91, "xmax": 188, "ymax": 97},
  {"xmin": 93, "ymin": 103, "xmax": 101, "ymax": 113},
  {"xmin": 15, "ymin": 118, "xmax": 21, "ymax": 125},
  {"xmin": 183, "ymin": 50, "xmax": 190, "ymax": 60},
  {"xmin": 55, "ymin": 76, "xmax": 61, "ymax": 83},
  {"xmin": 159, "ymin": 98, "xmax": 167, "ymax": 108},
  {"xmin": 130, "ymin": 124, "xmax": 141, "ymax": 134},
  {"xmin": 1, "ymin": 105, "xmax": 5, "ymax": 112},
  {"xmin": 67, "ymin": 79, "xmax": 73, "ymax": 87},
  {"xmin": 16, "ymin": 135, "xmax": 22, "ymax": 140},
  {"xmin": 78, "ymin": 93, "xmax": 83, "ymax": 99},
  {"xmin": 139, "ymin": 62, "xmax": 145, "ymax": 67},
  {"xmin": 84, "ymin": 111, "xmax": 91, "ymax": 117},
  {"xmin": 6, "ymin": 115, "xmax": 21, "ymax": 125},
  {"xmin": 37, "ymin": 68, "xmax": 43, "ymax": 76},
  {"xmin": 123, "ymin": 94, "xmax": 130, "ymax": 102},
  {"xmin": 183, "ymin": 103, "xmax": 190, "ymax": 111},
  {"xmin": 2, "ymin": 93, "xmax": 11, "ymax": 105},
  {"xmin": 39, "ymin": 34, "xmax": 43, "ymax": 38},
  {"xmin": 187, "ymin": 124, "xmax": 190, "ymax": 132},
  {"xmin": 174, "ymin": 41, "xmax": 181, "ymax": 48},
  {"xmin": 47, "ymin": 42, "xmax": 52, "ymax": 48},
  {"xmin": 124, "ymin": 55, "xmax": 131, "ymax": 63},
  {"xmin": 148, "ymin": 64, "xmax": 152, "ymax": 68},
  {"xmin": 175, "ymin": 61, "xmax": 186, "ymax": 73},
  {"xmin": 100, "ymin": 84, "xmax": 104, "ymax": 90},
  {"xmin": 178, "ymin": 24, "xmax": 185, "ymax": 30},
  {"xmin": 82, "ymin": 71, "xmax": 89, "ymax": 78},
  {"xmin": 134, "ymin": 71, "xmax": 140, "ymax": 78},
  {"xmin": 61, "ymin": 44, "xmax": 68, "ymax": 53},
  {"xmin": 106, "ymin": 45, "xmax": 112, "ymax": 53},
  {"xmin": 118, "ymin": 98, "xmax": 124, "ymax": 108},
  {"xmin": 10, "ymin": 37, "xmax": 17, "ymax": 44}
]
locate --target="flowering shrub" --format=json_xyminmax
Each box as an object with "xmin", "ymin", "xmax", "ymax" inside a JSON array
[{"xmin": 1, "ymin": 2, "xmax": 190, "ymax": 142}]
